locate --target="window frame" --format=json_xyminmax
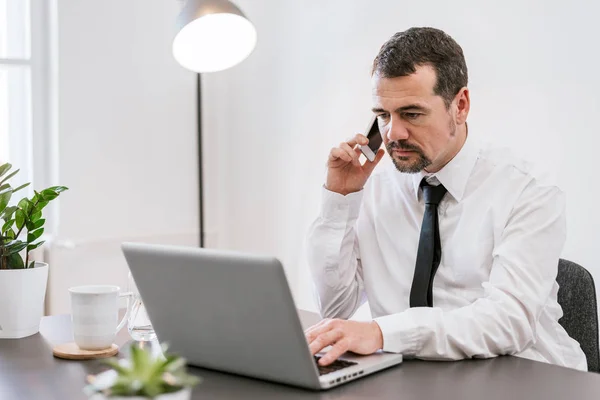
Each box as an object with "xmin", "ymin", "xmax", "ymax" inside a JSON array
[{"xmin": 0, "ymin": 0, "xmax": 59, "ymax": 236}]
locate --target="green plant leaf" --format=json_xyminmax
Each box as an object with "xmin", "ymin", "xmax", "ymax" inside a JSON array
[
  {"xmin": 0, "ymin": 169, "xmax": 19, "ymax": 186},
  {"xmin": 91, "ymin": 346, "xmax": 199, "ymax": 397},
  {"xmin": 182, "ymin": 374, "xmax": 201, "ymax": 387},
  {"xmin": 4, "ymin": 228, "xmax": 15, "ymax": 240},
  {"xmin": 7, "ymin": 253, "xmax": 24, "ymax": 269},
  {"xmin": 41, "ymin": 189, "xmax": 58, "ymax": 200},
  {"xmin": 130, "ymin": 345, "xmax": 145, "ymax": 372},
  {"xmin": 27, "ymin": 228, "xmax": 44, "ymax": 242},
  {"xmin": 12, "ymin": 182, "xmax": 30, "ymax": 193},
  {"xmin": 32, "ymin": 218, "xmax": 45, "ymax": 230},
  {"xmin": 164, "ymin": 357, "xmax": 186, "ymax": 373},
  {"xmin": 47, "ymin": 186, "xmax": 68, "ymax": 193},
  {"xmin": 1, "ymin": 206, "xmax": 17, "ymax": 220},
  {"xmin": 143, "ymin": 380, "xmax": 162, "ymax": 398},
  {"xmin": 157, "ymin": 354, "xmax": 179, "ymax": 370},
  {"xmin": 17, "ymin": 198, "xmax": 31, "ymax": 215},
  {"xmin": 30, "ymin": 211, "xmax": 42, "ymax": 222},
  {"xmin": 5, "ymin": 240, "xmax": 28, "ymax": 255},
  {"xmin": 109, "ymin": 377, "xmax": 139, "ymax": 396},
  {"xmin": 0, "ymin": 163, "xmax": 11, "ymax": 178},
  {"xmin": 3, "ymin": 239, "xmax": 21, "ymax": 247},
  {"xmin": 0, "ymin": 183, "xmax": 9, "ymax": 192},
  {"xmin": 104, "ymin": 359, "xmax": 131, "ymax": 376},
  {"xmin": 29, "ymin": 260, "xmax": 36, "ymax": 268},
  {"xmin": 145, "ymin": 355, "xmax": 175, "ymax": 386},
  {"xmin": 2, "ymin": 219, "xmax": 14, "ymax": 233},
  {"xmin": 27, "ymin": 240, "xmax": 45, "ymax": 252},
  {"xmin": 15, "ymin": 209, "xmax": 25, "ymax": 230},
  {"xmin": 34, "ymin": 201, "xmax": 48, "ymax": 212},
  {"xmin": 0, "ymin": 191, "xmax": 11, "ymax": 214}
]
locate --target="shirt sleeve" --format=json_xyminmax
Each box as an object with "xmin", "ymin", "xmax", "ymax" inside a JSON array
[
  {"xmin": 374, "ymin": 180, "xmax": 566, "ymax": 359},
  {"xmin": 305, "ymin": 186, "xmax": 367, "ymax": 319}
]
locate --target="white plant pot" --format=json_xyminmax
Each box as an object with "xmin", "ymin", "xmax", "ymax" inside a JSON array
[
  {"xmin": 0, "ymin": 262, "xmax": 49, "ymax": 338},
  {"xmin": 90, "ymin": 387, "xmax": 192, "ymax": 400}
]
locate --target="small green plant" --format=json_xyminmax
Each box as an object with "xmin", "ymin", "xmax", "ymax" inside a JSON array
[
  {"xmin": 0, "ymin": 162, "xmax": 68, "ymax": 269},
  {"xmin": 84, "ymin": 345, "xmax": 201, "ymax": 398}
]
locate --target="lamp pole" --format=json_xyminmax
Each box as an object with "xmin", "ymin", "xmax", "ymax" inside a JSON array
[
  {"xmin": 196, "ymin": 74, "xmax": 205, "ymax": 247},
  {"xmin": 173, "ymin": 0, "xmax": 257, "ymax": 248}
]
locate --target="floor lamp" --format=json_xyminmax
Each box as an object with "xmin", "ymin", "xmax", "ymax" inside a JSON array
[{"xmin": 172, "ymin": 0, "xmax": 257, "ymax": 247}]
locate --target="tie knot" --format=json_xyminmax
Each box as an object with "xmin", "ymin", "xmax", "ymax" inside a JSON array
[{"xmin": 421, "ymin": 180, "xmax": 447, "ymax": 205}]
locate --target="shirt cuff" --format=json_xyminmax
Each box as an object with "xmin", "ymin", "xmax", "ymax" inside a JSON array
[
  {"xmin": 374, "ymin": 310, "xmax": 422, "ymax": 355},
  {"xmin": 320, "ymin": 186, "xmax": 364, "ymax": 221}
]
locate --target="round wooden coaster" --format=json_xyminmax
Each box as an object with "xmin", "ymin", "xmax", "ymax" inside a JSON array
[{"xmin": 52, "ymin": 342, "xmax": 119, "ymax": 360}]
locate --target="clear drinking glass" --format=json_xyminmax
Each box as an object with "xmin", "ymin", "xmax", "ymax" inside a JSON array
[{"xmin": 127, "ymin": 271, "xmax": 157, "ymax": 341}]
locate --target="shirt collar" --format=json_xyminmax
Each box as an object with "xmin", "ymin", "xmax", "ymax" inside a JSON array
[{"xmin": 411, "ymin": 134, "xmax": 479, "ymax": 202}]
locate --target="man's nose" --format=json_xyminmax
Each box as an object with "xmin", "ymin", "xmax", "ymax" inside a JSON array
[{"xmin": 387, "ymin": 118, "xmax": 410, "ymax": 142}]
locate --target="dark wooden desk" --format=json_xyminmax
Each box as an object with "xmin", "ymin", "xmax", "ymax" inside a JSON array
[{"xmin": 1, "ymin": 313, "xmax": 600, "ymax": 400}]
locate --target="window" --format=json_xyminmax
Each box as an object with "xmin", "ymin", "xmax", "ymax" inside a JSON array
[
  {"xmin": 0, "ymin": 0, "xmax": 33, "ymax": 189},
  {"xmin": 1, "ymin": 0, "xmax": 58, "ymax": 240},
  {"xmin": 1, "ymin": 0, "xmax": 53, "ymax": 195}
]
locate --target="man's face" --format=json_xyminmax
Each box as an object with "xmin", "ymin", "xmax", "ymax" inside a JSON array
[{"xmin": 371, "ymin": 65, "xmax": 463, "ymax": 173}]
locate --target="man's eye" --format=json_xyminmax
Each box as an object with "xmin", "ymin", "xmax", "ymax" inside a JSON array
[
  {"xmin": 404, "ymin": 113, "xmax": 420, "ymax": 120},
  {"xmin": 377, "ymin": 114, "xmax": 389, "ymax": 121}
]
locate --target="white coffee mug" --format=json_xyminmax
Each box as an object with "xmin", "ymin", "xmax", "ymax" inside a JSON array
[{"xmin": 69, "ymin": 285, "xmax": 132, "ymax": 350}]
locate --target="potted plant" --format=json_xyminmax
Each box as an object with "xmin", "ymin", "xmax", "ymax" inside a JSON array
[
  {"xmin": 0, "ymin": 162, "xmax": 68, "ymax": 338},
  {"xmin": 84, "ymin": 344, "xmax": 201, "ymax": 400}
]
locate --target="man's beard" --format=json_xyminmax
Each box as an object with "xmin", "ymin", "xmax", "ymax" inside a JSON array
[
  {"xmin": 386, "ymin": 141, "xmax": 431, "ymax": 173},
  {"xmin": 386, "ymin": 119, "xmax": 456, "ymax": 174}
]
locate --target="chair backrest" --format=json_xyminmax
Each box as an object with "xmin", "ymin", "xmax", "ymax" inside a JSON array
[{"xmin": 556, "ymin": 259, "xmax": 599, "ymax": 372}]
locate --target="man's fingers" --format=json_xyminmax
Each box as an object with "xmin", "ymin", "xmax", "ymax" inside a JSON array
[
  {"xmin": 361, "ymin": 148, "xmax": 385, "ymax": 174},
  {"xmin": 329, "ymin": 147, "xmax": 352, "ymax": 163},
  {"xmin": 319, "ymin": 340, "xmax": 350, "ymax": 366},
  {"xmin": 304, "ymin": 319, "xmax": 331, "ymax": 340},
  {"xmin": 305, "ymin": 319, "xmax": 337, "ymax": 342},
  {"xmin": 354, "ymin": 145, "xmax": 383, "ymax": 167},
  {"xmin": 346, "ymin": 134, "xmax": 369, "ymax": 148},
  {"xmin": 339, "ymin": 142, "xmax": 360, "ymax": 166},
  {"xmin": 329, "ymin": 134, "xmax": 370, "ymax": 166},
  {"xmin": 308, "ymin": 329, "xmax": 344, "ymax": 355}
]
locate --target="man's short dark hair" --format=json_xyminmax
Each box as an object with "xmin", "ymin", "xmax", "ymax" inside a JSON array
[{"xmin": 372, "ymin": 27, "xmax": 468, "ymax": 108}]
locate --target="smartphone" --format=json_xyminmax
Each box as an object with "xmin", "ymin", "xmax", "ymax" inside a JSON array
[{"xmin": 359, "ymin": 116, "xmax": 383, "ymax": 162}]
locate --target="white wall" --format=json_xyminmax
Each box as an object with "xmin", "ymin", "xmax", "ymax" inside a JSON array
[
  {"xmin": 47, "ymin": 0, "xmax": 198, "ymax": 314},
  {"xmin": 47, "ymin": 0, "xmax": 600, "ymax": 315},
  {"xmin": 202, "ymin": 0, "xmax": 600, "ymax": 311}
]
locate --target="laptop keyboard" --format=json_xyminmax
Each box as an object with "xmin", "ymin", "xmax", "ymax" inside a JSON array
[{"xmin": 314, "ymin": 356, "xmax": 358, "ymax": 376}]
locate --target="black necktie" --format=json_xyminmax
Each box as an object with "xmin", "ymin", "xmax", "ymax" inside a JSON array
[{"xmin": 409, "ymin": 180, "xmax": 447, "ymax": 308}]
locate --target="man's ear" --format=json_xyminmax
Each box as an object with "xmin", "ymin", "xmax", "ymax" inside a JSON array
[{"xmin": 454, "ymin": 87, "xmax": 470, "ymax": 125}]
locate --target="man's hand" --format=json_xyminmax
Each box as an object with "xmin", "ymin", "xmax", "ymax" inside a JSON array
[
  {"xmin": 326, "ymin": 134, "xmax": 385, "ymax": 196},
  {"xmin": 304, "ymin": 318, "xmax": 384, "ymax": 366}
]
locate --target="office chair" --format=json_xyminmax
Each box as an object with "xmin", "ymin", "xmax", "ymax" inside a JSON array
[{"xmin": 556, "ymin": 259, "xmax": 599, "ymax": 372}]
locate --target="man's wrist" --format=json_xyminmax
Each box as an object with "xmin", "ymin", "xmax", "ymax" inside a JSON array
[
  {"xmin": 370, "ymin": 320, "xmax": 384, "ymax": 350},
  {"xmin": 323, "ymin": 184, "xmax": 363, "ymax": 196}
]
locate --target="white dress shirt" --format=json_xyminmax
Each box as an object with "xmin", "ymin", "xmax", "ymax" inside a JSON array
[{"xmin": 306, "ymin": 135, "xmax": 587, "ymax": 371}]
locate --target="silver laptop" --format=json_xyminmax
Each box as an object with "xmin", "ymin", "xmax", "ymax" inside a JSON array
[{"xmin": 121, "ymin": 242, "xmax": 403, "ymax": 390}]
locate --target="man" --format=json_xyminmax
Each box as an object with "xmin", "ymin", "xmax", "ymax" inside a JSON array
[{"xmin": 304, "ymin": 27, "xmax": 587, "ymax": 371}]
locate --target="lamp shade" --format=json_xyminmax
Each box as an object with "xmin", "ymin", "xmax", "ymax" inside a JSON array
[{"xmin": 173, "ymin": 0, "xmax": 257, "ymax": 73}]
